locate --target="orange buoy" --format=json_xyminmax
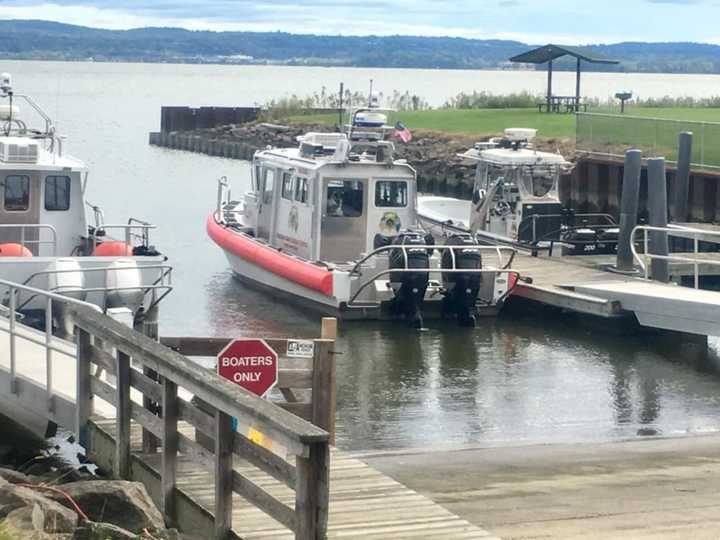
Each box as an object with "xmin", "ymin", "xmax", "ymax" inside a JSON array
[
  {"xmin": 0, "ymin": 243, "xmax": 32, "ymax": 257},
  {"xmin": 93, "ymin": 241, "xmax": 134, "ymax": 257}
]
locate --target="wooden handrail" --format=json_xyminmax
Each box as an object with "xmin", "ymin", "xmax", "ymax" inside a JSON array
[
  {"xmin": 68, "ymin": 303, "xmax": 331, "ymax": 540},
  {"xmin": 68, "ymin": 304, "xmax": 328, "ymax": 449}
]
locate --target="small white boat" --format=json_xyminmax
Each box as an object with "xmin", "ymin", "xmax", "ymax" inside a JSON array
[
  {"xmin": 0, "ymin": 73, "xmax": 172, "ymax": 324},
  {"xmin": 418, "ymin": 128, "xmax": 620, "ymax": 256},
  {"xmin": 209, "ymin": 129, "xmax": 520, "ymax": 327}
]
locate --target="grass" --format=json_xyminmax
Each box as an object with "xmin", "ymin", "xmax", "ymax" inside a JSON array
[{"xmin": 289, "ymin": 106, "xmax": 720, "ymax": 140}]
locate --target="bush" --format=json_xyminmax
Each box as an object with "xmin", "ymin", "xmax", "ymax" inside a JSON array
[{"xmin": 444, "ymin": 91, "xmax": 541, "ymax": 109}]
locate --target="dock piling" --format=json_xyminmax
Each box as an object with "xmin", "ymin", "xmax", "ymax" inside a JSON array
[
  {"xmin": 647, "ymin": 157, "xmax": 670, "ymax": 282},
  {"xmin": 673, "ymin": 131, "xmax": 693, "ymax": 223},
  {"xmin": 616, "ymin": 149, "xmax": 642, "ymax": 271}
]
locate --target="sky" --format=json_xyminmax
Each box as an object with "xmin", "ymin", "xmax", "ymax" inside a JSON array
[{"xmin": 0, "ymin": 0, "xmax": 716, "ymax": 44}]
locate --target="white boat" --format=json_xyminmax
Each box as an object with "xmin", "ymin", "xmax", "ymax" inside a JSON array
[
  {"xmin": 208, "ymin": 129, "xmax": 520, "ymax": 327},
  {"xmin": 418, "ymin": 128, "xmax": 620, "ymax": 256},
  {"xmin": 0, "ymin": 73, "xmax": 171, "ymax": 325}
]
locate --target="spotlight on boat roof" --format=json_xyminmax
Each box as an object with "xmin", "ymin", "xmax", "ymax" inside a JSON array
[{"xmin": 0, "ymin": 73, "xmax": 12, "ymax": 96}]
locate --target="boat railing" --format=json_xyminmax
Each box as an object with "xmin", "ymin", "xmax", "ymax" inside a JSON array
[
  {"xmin": 16, "ymin": 264, "xmax": 173, "ymax": 314},
  {"xmin": 0, "ymin": 223, "xmax": 58, "ymax": 256},
  {"xmin": 2, "ymin": 93, "xmax": 63, "ymax": 155},
  {"xmin": 91, "ymin": 223, "xmax": 157, "ymax": 250},
  {"xmin": 0, "ymin": 278, "xmax": 101, "ymax": 398},
  {"xmin": 631, "ymin": 224, "xmax": 720, "ymax": 288},
  {"xmin": 347, "ymin": 244, "xmax": 519, "ymax": 306}
]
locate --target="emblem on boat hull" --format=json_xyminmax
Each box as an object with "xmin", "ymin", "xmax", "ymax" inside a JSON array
[
  {"xmin": 379, "ymin": 211, "xmax": 401, "ymax": 235},
  {"xmin": 288, "ymin": 206, "xmax": 299, "ymax": 233}
]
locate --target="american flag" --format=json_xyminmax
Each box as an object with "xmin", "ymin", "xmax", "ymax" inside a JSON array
[{"xmin": 393, "ymin": 121, "xmax": 412, "ymax": 143}]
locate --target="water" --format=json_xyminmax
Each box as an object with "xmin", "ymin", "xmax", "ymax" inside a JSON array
[{"xmin": 6, "ymin": 59, "xmax": 720, "ymax": 451}]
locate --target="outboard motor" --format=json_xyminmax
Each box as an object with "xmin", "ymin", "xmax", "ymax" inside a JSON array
[
  {"xmin": 388, "ymin": 231, "xmax": 430, "ymax": 328},
  {"xmin": 596, "ymin": 227, "xmax": 620, "ymax": 254},
  {"xmin": 441, "ymin": 233, "xmax": 482, "ymax": 326}
]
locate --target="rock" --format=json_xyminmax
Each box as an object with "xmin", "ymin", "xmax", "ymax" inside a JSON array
[
  {"xmin": 47, "ymin": 480, "xmax": 165, "ymax": 534},
  {"xmin": 0, "ymin": 466, "xmax": 38, "ymax": 485},
  {"xmin": 0, "ymin": 484, "xmax": 77, "ymax": 533}
]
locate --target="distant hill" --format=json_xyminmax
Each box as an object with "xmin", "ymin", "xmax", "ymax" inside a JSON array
[{"xmin": 1, "ymin": 19, "xmax": 720, "ymax": 73}]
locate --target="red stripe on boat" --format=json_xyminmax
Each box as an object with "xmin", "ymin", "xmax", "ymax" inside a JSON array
[{"xmin": 207, "ymin": 214, "xmax": 333, "ymax": 297}]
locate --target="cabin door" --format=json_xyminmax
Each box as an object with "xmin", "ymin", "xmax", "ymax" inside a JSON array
[
  {"xmin": 0, "ymin": 172, "xmax": 41, "ymax": 253},
  {"xmin": 256, "ymin": 167, "xmax": 277, "ymax": 240},
  {"xmin": 320, "ymin": 178, "xmax": 367, "ymax": 262}
]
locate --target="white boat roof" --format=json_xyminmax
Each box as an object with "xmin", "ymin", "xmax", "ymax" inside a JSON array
[
  {"xmin": 0, "ymin": 135, "xmax": 86, "ymax": 171},
  {"xmin": 462, "ymin": 146, "xmax": 568, "ymax": 167}
]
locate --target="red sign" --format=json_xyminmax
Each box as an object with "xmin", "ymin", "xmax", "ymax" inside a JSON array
[{"xmin": 217, "ymin": 339, "xmax": 278, "ymax": 397}]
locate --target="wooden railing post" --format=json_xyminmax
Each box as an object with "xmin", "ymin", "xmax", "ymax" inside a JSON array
[
  {"xmin": 320, "ymin": 318, "xmax": 337, "ymax": 340},
  {"xmin": 135, "ymin": 304, "xmax": 161, "ymax": 453},
  {"xmin": 215, "ymin": 410, "xmax": 234, "ymax": 539},
  {"xmin": 311, "ymin": 340, "xmax": 336, "ymax": 445},
  {"xmin": 161, "ymin": 377, "xmax": 179, "ymax": 527},
  {"xmin": 295, "ymin": 442, "xmax": 329, "ymax": 540},
  {"xmin": 75, "ymin": 327, "xmax": 93, "ymax": 451},
  {"xmin": 115, "ymin": 350, "xmax": 131, "ymax": 478}
]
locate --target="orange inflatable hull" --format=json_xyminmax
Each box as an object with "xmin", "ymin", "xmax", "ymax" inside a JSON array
[{"xmin": 207, "ymin": 214, "xmax": 333, "ymax": 297}]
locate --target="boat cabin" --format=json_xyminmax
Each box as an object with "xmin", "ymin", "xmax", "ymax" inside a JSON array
[
  {"xmin": 0, "ymin": 137, "xmax": 87, "ymax": 256},
  {"xmin": 464, "ymin": 129, "xmax": 570, "ymax": 244},
  {"xmin": 247, "ymin": 132, "xmax": 416, "ymax": 263}
]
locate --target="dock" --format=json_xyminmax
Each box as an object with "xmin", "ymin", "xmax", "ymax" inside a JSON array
[
  {"xmin": 509, "ymin": 240, "xmax": 720, "ymax": 336},
  {"xmin": 0, "ymin": 279, "xmax": 496, "ymax": 540}
]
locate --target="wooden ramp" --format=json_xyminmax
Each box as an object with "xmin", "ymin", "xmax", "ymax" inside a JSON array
[{"xmin": 94, "ymin": 419, "xmax": 498, "ymax": 540}]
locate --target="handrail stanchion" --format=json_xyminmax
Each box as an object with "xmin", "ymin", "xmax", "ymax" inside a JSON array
[
  {"xmin": 694, "ymin": 236, "xmax": 700, "ymax": 289},
  {"xmin": 45, "ymin": 296, "xmax": 53, "ymax": 412},
  {"xmin": 9, "ymin": 287, "xmax": 16, "ymax": 394}
]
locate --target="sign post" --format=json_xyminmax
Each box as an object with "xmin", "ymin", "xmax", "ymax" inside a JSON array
[{"xmin": 217, "ymin": 339, "xmax": 279, "ymax": 397}]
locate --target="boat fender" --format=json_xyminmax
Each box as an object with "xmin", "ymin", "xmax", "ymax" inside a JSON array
[
  {"xmin": 0, "ymin": 243, "xmax": 32, "ymax": 257},
  {"xmin": 93, "ymin": 241, "xmax": 134, "ymax": 257}
]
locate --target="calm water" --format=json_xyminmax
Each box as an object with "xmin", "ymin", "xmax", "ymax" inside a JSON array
[{"xmin": 6, "ymin": 60, "xmax": 720, "ymax": 451}]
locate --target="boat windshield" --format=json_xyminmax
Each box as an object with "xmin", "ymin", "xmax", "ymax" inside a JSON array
[{"xmin": 515, "ymin": 165, "xmax": 559, "ymax": 200}]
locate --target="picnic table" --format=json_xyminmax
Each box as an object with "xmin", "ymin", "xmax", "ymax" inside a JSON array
[{"xmin": 537, "ymin": 95, "xmax": 588, "ymax": 113}]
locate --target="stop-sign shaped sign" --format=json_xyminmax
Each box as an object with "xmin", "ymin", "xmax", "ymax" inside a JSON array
[{"xmin": 217, "ymin": 339, "xmax": 279, "ymax": 397}]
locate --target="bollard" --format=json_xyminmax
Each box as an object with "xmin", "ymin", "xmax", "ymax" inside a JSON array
[
  {"xmin": 616, "ymin": 149, "xmax": 642, "ymax": 271},
  {"xmin": 673, "ymin": 131, "xmax": 692, "ymax": 223},
  {"xmin": 647, "ymin": 157, "xmax": 670, "ymax": 282}
]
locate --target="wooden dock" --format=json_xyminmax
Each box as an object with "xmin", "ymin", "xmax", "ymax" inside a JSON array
[{"xmin": 92, "ymin": 419, "xmax": 498, "ymax": 540}]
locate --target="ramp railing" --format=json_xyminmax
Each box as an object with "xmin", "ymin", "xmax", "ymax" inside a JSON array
[
  {"xmin": 631, "ymin": 224, "xmax": 720, "ymax": 287},
  {"xmin": 67, "ymin": 303, "xmax": 331, "ymax": 540}
]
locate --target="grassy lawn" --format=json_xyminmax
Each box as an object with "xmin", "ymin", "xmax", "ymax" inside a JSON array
[{"xmin": 289, "ymin": 106, "xmax": 720, "ymax": 140}]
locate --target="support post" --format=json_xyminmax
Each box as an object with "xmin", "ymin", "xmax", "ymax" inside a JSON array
[
  {"xmin": 75, "ymin": 328, "xmax": 93, "ymax": 451},
  {"xmin": 338, "ymin": 82, "xmax": 344, "ymax": 127},
  {"xmin": 673, "ymin": 131, "xmax": 692, "ymax": 223},
  {"xmin": 616, "ymin": 150, "xmax": 642, "ymax": 271},
  {"xmin": 214, "ymin": 411, "xmax": 234, "ymax": 539},
  {"xmin": 311, "ymin": 340, "xmax": 336, "ymax": 445},
  {"xmin": 647, "ymin": 157, "xmax": 670, "ymax": 282},
  {"xmin": 137, "ymin": 302, "xmax": 161, "ymax": 453},
  {"xmin": 546, "ymin": 60, "xmax": 553, "ymax": 113},
  {"xmin": 320, "ymin": 317, "xmax": 337, "ymax": 340},
  {"xmin": 161, "ymin": 378, "xmax": 179, "ymax": 527},
  {"xmin": 575, "ymin": 58, "xmax": 581, "ymax": 112},
  {"xmin": 295, "ymin": 442, "xmax": 329, "ymax": 540},
  {"xmin": 115, "ymin": 350, "xmax": 131, "ymax": 479}
]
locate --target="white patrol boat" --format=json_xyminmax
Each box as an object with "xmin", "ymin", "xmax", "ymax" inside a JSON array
[
  {"xmin": 209, "ymin": 113, "xmax": 520, "ymax": 327},
  {"xmin": 419, "ymin": 128, "xmax": 620, "ymax": 256},
  {"xmin": 0, "ymin": 73, "xmax": 171, "ymax": 326}
]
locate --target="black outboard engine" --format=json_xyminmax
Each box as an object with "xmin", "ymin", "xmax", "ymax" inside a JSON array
[
  {"xmin": 441, "ymin": 233, "xmax": 483, "ymax": 326},
  {"xmin": 388, "ymin": 231, "xmax": 430, "ymax": 328}
]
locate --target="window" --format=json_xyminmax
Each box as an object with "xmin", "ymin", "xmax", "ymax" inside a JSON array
[
  {"xmin": 4, "ymin": 175, "xmax": 30, "ymax": 211},
  {"xmin": 281, "ymin": 173, "xmax": 294, "ymax": 200},
  {"xmin": 262, "ymin": 169, "xmax": 275, "ymax": 204},
  {"xmin": 295, "ymin": 177, "xmax": 309, "ymax": 204},
  {"xmin": 375, "ymin": 180, "xmax": 408, "ymax": 207},
  {"xmin": 326, "ymin": 179, "xmax": 364, "ymax": 217},
  {"xmin": 45, "ymin": 176, "xmax": 71, "ymax": 211}
]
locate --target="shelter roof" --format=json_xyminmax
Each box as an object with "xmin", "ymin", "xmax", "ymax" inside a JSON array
[{"xmin": 510, "ymin": 44, "xmax": 619, "ymax": 65}]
